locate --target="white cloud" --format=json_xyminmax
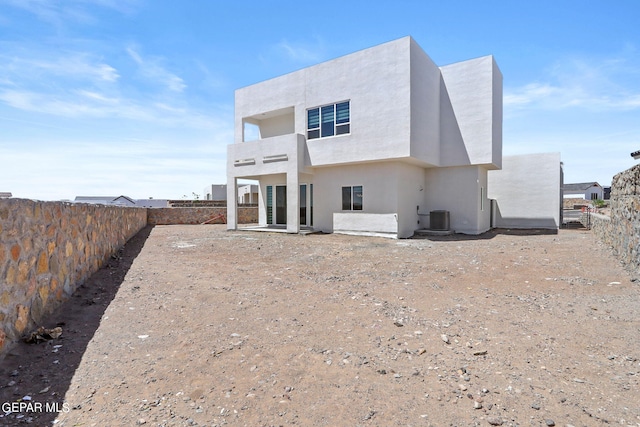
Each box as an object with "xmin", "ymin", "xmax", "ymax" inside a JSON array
[
  {"xmin": 195, "ymin": 60, "xmax": 227, "ymax": 92},
  {"xmin": 0, "ymin": 51, "xmax": 119, "ymax": 86},
  {"xmin": 276, "ymin": 40, "xmax": 323, "ymax": 63},
  {"xmin": 77, "ymin": 89, "xmax": 119, "ymax": 104},
  {"xmin": 260, "ymin": 37, "xmax": 327, "ymax": 67},
  {"xmin": 1, "ymin": 88, "xmax": 125, "ymax": 118},
  {"xmin": 503, "ymin": 83, "xmax": 558, "ymax": 106},
  {"xmin": 79, "ymin": 0, "xmax": 141, "ymax": 15},
  {"xmin": 1, "ymin": 0, "xmax": 140, "ymax": 26},
  {"xmin": 505, "ymin": 50, "xmax": 640, "ymax": 112},
  {"xmin": 0, "ymin": 90, "xmax": 38, "ymax": 111},
  {"xmin": 0, "ymin": 44, "xmax": 224, "ymax": 128},
  {"xmin": 126, "ymin": 46, "xmax": 186, "ymax": 93},
  {"xmin": 0, "ymin": 86, "xmax": 228, "ymax": 130}
]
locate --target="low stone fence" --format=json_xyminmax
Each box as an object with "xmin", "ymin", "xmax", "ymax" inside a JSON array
[
  {"xmin": 167, "ymin": 200, "xmax": 226, "ymax": 208},
  {"xmin": 581, "ymin": 211, "xmax": 612, "ymax": 239},
  {"xmin": 147, "ymin": 207, "xmax": 257, "ymax": 225},
  {"xmin": 0, "ymin": 199, "xmax": 147, "ymax": 357},
  {"xmin": 585, "ymin": 164, "xmax": 640, "ymax": 279}
]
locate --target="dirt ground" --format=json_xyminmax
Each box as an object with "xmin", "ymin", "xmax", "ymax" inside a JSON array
[{"xmin": 0, "ymin": 224, "xmax": 638, "ymax": 427}]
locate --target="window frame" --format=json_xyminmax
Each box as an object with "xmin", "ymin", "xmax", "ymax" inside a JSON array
[
  {"xmin": 307, "ymin": 101, "xmax": 350, "ymax": 140},
  {"xmin": 341, "ymin": 185, "xmax": 363, "ymax": 211}
]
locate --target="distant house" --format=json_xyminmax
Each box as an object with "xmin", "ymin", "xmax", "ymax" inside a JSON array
[
  {"xmin": 135, "ymin": 198, "xmax": 170, "ymax": 208},
  {"xmin": 74, "ymin": 196, "xmax": 168, "ymax": 207},
  {"xmin": 0, "ymin": 192, "xmax": 11, "ymax": 199},
  {"xmin": 563, "ymin": 182, "xmax": 603, "ymax": 201},
  {"xmin": 111, "ymin": 196, "xmax": 137, "ymax": 207},
  {"xmin": 238, "ymin": 184, "xmax": 258, "ymax": 204},
  {"xmin": 205, "ymin": 184, "xmax": 258, "ymax": 204},
  {"xmin": 204, "ymin": 185, "xmax": 227, "ymax": 201},
  {"xmin": 75, "ymin": 196, "xmax": 122, "ymax": 205}
]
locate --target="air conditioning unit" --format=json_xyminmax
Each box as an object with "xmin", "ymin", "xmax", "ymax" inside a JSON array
[{"xmin": 430, "ymin": 210, "xmax": 450, "ymax": 231}]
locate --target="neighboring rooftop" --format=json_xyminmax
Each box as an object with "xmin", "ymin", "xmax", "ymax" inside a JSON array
[
  {"xmin": 563, "ymin": 182, "xmax": 602, "ymax": 192},
  {"xmin": 0, "ymin": 192, "xmax": 12, "ymax": 199},
  {"xmin": 74, "ymin": 196, "xmax": 169, "ymax": 208}
]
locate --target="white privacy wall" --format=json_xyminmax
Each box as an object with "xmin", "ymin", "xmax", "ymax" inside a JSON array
[{"xmin": 488, "ymin": 153, "xmax": 562, "ymax": 229}]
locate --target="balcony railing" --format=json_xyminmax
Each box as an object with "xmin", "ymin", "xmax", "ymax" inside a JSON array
[{"xmin": 228, "ymin": 133, "xmax": 306, "ymax": 176}]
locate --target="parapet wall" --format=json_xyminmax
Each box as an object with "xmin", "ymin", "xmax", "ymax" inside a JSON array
[
  {"xmin": 586, "ymin": 164, "xmax": 640, "ymax": 279},
  {"xmin": 0, "ymin": 199, "xmax": 147, "ymax": 355}
]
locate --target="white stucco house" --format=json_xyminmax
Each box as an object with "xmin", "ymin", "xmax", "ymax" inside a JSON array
[
  {"xmin": 563, "ymin": 182, "xmax": 604, "ymax": 201},
  {"xmin": 204, "ymin": 184, "xmax": 258, "ymax": 204},
  {"xmin": 204, "ymin": 184, "xmax": 227, "ymax": 201},
  {"xmin": 237, "ymin": 184, "xmax": 258, "ymax": 204},
  {"xmin": 227, "ymin": 36, "xmax": 560, "ymax": 237}
]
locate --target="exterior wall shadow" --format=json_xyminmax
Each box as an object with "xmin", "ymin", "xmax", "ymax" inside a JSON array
[{"xmin": 0, "ymin": 225, "xmax": 153, "ymax": 425}]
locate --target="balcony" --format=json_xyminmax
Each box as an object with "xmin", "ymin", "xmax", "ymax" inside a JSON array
[{"xmin": 228, "ymin": 133, "xmax": 307, "ymax": 178}]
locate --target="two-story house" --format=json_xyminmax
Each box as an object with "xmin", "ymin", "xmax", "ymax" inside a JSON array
[{"xmin": 227, "ymin": 36, "xmax": 504, "ymax": 238}]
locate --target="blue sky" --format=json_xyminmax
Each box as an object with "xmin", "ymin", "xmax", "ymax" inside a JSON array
[{"xmin": 1, "ymin": 0, "xmax": 639, "ymax": 201}]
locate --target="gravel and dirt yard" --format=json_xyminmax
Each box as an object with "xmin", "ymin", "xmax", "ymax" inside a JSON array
[{"xmin": 0, "ymin": 224, "xmax": 638, "ymax": 427}]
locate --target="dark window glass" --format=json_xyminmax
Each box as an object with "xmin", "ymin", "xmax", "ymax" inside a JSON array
[
  {"xmin": 308, "ymin": 108, "xmax": 319, "ymax": 128},
  {"xmin": 266, "ymin": 186, "xmax": 273, "ymax": 225},
  {"xmin": 307, "ymin": 102, "xmax": 349, "ymax": 139},
  {"xmin": 307, "ymin": 108, "xmax": 320, "ymax": 139},
  {"xmin": 321, "ymin": 105, "xmax": 335, "ymax": 137},
  {"xmin": 342, "ymin": 186, "xmax": 351, "ymax": 210},
  {"xmin": 276, "ymin": 185, "xmax": 287, "ymax": 224},
  {"xmin": 353, "ymin": 186, "xmax": 363, "ymax": 210},
  {"xmin": 336, "ymin": 102, "xmax": 349, "ymax": 124},
  {"xmin": 300, "ymin": 185, "xmax": 307, "ymax": 226},
  {"xmin": 336, "ymin": 123, "xmax": 350, "ymax": 135},
  {"xmin": 310, "ymin": 184, "xmax": 313, "ymax": 226}
]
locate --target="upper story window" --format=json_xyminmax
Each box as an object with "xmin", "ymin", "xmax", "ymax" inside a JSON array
[{"xmin": 307, "ymin": 101, "xmax": 350, "ymax": 140}]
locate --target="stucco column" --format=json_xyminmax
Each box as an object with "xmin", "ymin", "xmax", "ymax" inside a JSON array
[
  {"xmin": 286, "ymin": 172, "xmax": 299, "ymax": 233},
  {"xmin": 226, "ymin": 177, "xmax": 238, "ymax": 230}
]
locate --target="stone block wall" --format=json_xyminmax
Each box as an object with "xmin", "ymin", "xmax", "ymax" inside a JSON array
[
  {"xmin": 0, "ymin": 199, "xmax": 147, "ymax": 355},
  {"xmin": 586, "ymin": 164, "xmax": 640, "ymax": 278},
  {"xmin": 147, "ymin": 207, "xmax": 257, "ymax": 225}
]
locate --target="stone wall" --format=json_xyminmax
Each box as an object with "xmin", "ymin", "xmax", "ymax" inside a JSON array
[
  {"xmin": 167, "ymin": 200, "xmax": 227, "ymax": 208},
  {"xmin": 147, "ymin": 207, "xmax": 257, "ymax": 225},
  {"xmin": 0, "ymin": 200, "xmax": 257, "ymax": 357},
  {"xmin": 585, "ymin": 164, "xmax": 640, "ymax": 279},
  {"xmin": 0, "ymin": 199, "xmax": 147, "ymax": 356}
]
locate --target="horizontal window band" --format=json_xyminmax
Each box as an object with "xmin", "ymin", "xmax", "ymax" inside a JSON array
[
  {"xmin": 263, "ymin": 154, "xmax": 289, "ymax": 163},
  {"xmin": 234, "ymin": 158, "xmax": 256, "ymax": 166}
]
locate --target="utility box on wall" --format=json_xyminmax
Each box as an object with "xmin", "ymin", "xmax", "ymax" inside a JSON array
[{"xmin": 430, "ymin": 210, "xmax": 450, "ymax": 231}]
